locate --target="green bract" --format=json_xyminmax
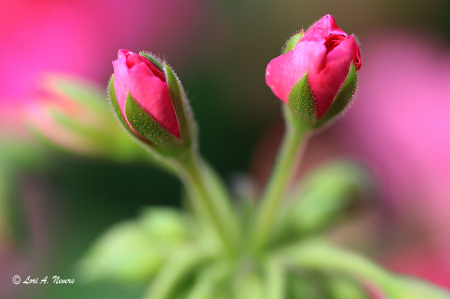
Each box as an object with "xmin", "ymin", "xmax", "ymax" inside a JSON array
[
  {"xmin": 286, "ymin": 63, "xmax": 358, "ymax": 130},
  {"xmin": 282, "ymin": 31, "xmax": 304, "ymax": 54}
]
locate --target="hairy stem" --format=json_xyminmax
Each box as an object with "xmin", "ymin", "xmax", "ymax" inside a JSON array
[
  {"xmin": 251, "ymin": 123, "xmax": 309, "ymax": 252},
  {"xmin": 178, "ymin": 151, "xmax": 241, "ymax": 255}
]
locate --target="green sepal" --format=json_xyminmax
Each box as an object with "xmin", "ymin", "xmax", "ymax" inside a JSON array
[
  {"xmin": 107, "ymin": 76, "xmax": 150, "ymax": 158},
  {"xmin": 139, "ymin": 52, "xmax": 165, "ymax": 73},
  {"xmin": 108, "ymin": 75, "xmax": 133, "ymax": 133},
  {"xmin": 107, "ymin": 76, "xmax": 181, "ymax": 169},
  {"xmin": 315, "ymin": 63, "xmax": 358, "ymax": 128},
  {"xmin": 164, "ymin": 63, "xmax": 196, "ymax": 149},
  {"xmin": 125, "ymin": 93, "xmax": 184, "ymax": 156},
  {"xmin": 286, "ymin": 72, "xmax": 317, "ymax": 130},
  {"xmin": 282, "ymin": 30, "xmax": 304, "ymax": 54}
]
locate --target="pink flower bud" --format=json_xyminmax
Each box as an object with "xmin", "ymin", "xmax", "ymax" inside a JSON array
[
  {"xmin": 109, "ymin": 50, "xmax": 195, "ymax": 157},
  {"xmin": 112, "ymin": 49, "xmax": 180, "ymax": 137},
  {"xmin": 266, "ymin": 14, "xmax": 361, "ymax": 121},
  {"xmin": 27, "ymin": 74, "xmax": 139, "ymax": 159}
]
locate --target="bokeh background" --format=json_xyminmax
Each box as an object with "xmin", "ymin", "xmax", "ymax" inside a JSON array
[{"xmin": 1, "ymin": 0, "xmax": 450, "ymax": 298}]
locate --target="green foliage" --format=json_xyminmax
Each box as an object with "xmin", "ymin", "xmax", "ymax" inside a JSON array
[
  {"xmin": 287, "ymin": 161, "xmax": 371, "ymax": 235},
  {"xmin": 328, "ymin": 276, "xmax": 367, "ymax": 299},
  {"xmin": 77, "ymin": 208, "xmax": 190, "ymax": 284}
]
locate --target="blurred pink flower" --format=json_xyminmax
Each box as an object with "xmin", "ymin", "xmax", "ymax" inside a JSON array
[
  {"xmin": 0, "ymin": 0, "xmax": 208, "ymax": 98},
  {"xmin": 336, "ymin": 31, "xmax": 450, "ymax": 289},
  {"xmin": 0, "ymin": 0, "xmax": 212, "ymax": 138}
]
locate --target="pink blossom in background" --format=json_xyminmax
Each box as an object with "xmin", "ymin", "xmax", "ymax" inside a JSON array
[
  {"xmin": 0, "ymin": 0, "xmax": 207, "ymax": 98},
  {"xmin": 0, "ymin": 102, "xmax": 29, "ymax": 140},
  {"xmin": 336, "ymin": 31, "xmax": 450, "ymax": 289}
]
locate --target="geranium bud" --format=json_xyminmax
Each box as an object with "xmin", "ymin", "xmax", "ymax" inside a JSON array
[
  {"xmin": 109, "ymin": 50, "xmax": 195, "ymax": 157},
  {"xmin": 27, "ymin": 74, "xmax": 141, "ymax": 161},
  {"xmin": 266, "ymin": 14, "xmax": 361, "ymax": 129}
]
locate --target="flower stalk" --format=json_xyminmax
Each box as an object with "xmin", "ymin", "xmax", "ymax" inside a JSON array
[
  {"xmin": 177, "ymin": 151, "xmax": 241, "ymax": 256},
  {"xmin": 279, "ymin": 242, "xmax": 418, "ymax": 299},
  {"xmin": 251, "ymin": 107, "xmax": 310, "ymax": 252}
]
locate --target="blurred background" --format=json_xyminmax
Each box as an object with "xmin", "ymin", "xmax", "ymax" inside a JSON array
[{"xmin": 1, "ymin": 0, "xmax": 450, "ymax": 298}]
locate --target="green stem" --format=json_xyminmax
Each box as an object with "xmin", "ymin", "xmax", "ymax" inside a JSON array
[
  {"xmin": 185, "ymin": 262, "xmax": 231, "ymax": 299},
  {"xmin": 264, "ymin": 257, "xmax": 285, "ymax": 299},
  {"xmin": 178, "ymin": 151, "xmax": 240, "ymax": 255},
  {"xmin": 251, "ymin": 123, "xmax": 309, "ymax": 252},
  {"xmin": 143, "ymin": 245, "xmax": 208, "ymax": 299},
  {"xmin": 280, "ymin": 242, "xmax": 418, "ymax": 299}
]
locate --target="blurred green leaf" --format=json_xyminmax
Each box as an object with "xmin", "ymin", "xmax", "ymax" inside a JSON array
[
  {"xmin": 77, "ymin": 208, "xmax": 189, "ymax": 285},
  {"xmin": 45, "ymin": 74, "xmax": 110, "ymax": 115},
  {"xmin": 328, "ymin": 276, "xmax": 368, "ymax": 299},
  {"xmin": 0, "ymin": 163, "xmax": 29, "ymax": 247},
  {"xmin": 139, "ymin": 207, "xmax": 189, "ymax": 243},
  {"xmin": 287, "ymin": 271, "xmax": 328, "ymax": 299},
  {"xmin": 400, "ymin": 277, "xmax": 450, "ymax": 299},
  {"xmin": 142, "ymin": 244, "xmax": 210, "ymax": 299},
  {"xmin": 234, "ymin": 270, "xmax": 264, "ymax": 299},
  {"xmin": 184, "ymin": 262, "xmax": 231, "ymax": 299},
  {"xmin": 287, "ymin": 161, "xmax": 372, "ymax": 236}
]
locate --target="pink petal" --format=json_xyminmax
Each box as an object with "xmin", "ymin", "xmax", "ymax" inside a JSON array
[
  {"xmin": 309, "ymin": 36, "xmax": 357, "ymax": 118},
  {"xmin": 112, "ymin": 50, "xmax": 129, "ymax": 115},
  {"xmin": 266, "ymin": 40, "xmax": 327, "ymax": 102},
  {"xmin": 126, "ymin": 62, "xmax": 179, "ymax": 137},
  {"xmin": 302, "ymin": 14, "xmax": 347, "ymax": 42},
  {"xmin": 121, "ymin": 49, "xmax": 166, "ymax": 82}
]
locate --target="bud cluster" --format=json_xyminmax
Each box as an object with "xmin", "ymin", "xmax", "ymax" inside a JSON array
[{"xmin": 26, "ymin": 13, "xmax": 444, "ymax": 299}]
